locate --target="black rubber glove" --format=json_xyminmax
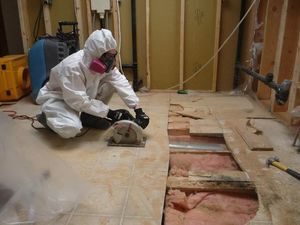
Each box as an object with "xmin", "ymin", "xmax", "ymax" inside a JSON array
[
  {"xmin": 134, "ymin": 108, "xmax": 150, "ymax": 129},
  {"xmin": 80, "ymin": 112, "xmax": 111, "ymax": 129},
  {"xmin": 107, "ymin": 109, "xmax": 134, "ymax": 123}
]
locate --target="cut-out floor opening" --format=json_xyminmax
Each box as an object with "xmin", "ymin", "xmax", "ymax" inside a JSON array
[
  {"xmin": 165, "ymin": 134, "xmax": 258, "ymax": 224},
  {"xmin": 169, "ymin": 153, "xmax": 241, "ymax": 177},
  {"xmin": 163, "ymin": 189, "xmax": 258, "ymax": 225}
]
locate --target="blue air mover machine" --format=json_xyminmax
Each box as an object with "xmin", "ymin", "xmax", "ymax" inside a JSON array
[
  {"xmin": 28, "ymin": 39, "xmax": 68, "ymax": 102},
  {"xmin": 28, "ymin": 21, "xmax": 79, "ymax": 103}
]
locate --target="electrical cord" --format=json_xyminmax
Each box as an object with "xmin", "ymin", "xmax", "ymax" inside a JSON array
[
  {"xmin": 2, "ymin": 109, "xmax": 90, "ymax": 137},
  {"xmin": 166, "ymin": 0, "xmax": 258, "ymax": 90},
  {"xmin": 2, "ymin": 110, "xmax": 43, "ymax": 130},
  {"xmin": 1, "ymin": 103, "xmax": 91, "ymax": 137},
  {"xmin": 0, "ymin": 103, "xmax": 17, "ymax": 107}
]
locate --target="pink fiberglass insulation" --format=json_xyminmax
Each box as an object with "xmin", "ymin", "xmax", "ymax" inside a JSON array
[
  {"xmin": 164, "ymin": 189, "xmax": 258, "ymax": 225},
  {"xmin": 169, "ymin": 154, "xmax": 240, "ymax": 176}
]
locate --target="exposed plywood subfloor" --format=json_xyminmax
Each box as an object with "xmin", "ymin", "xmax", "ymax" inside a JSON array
[
  {"xmin": 168, "ymin": 93, "xmax": 300, "ymax": 225},
  {"xmin": 1, "ymin": 92, "xmax": 299, "ymax": 225}
]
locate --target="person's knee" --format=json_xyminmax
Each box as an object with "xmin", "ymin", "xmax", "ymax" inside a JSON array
[
  {"xmin": 47, "ymin": 118, "xmax": 82, "ymax": 139},
  {"xmin": 54, "ymin": 126, "xmax": 82, "ymax": 139}
]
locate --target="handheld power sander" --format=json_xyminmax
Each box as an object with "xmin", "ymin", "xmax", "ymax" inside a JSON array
[{"xmin": 106, "ymin": 110, "xmax": 146, "ymax": 147}]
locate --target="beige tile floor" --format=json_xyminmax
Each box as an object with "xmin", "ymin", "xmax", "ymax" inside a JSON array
[
  {"xmin": 2, "ymin": 92, "xmax": 300, "ymax": 225},
  {"xmin": 0, "ymin": 92, "xmax": 170, "ymax": 225}
]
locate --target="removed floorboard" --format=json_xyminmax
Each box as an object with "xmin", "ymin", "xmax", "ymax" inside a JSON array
[
  {"xmin": 189, "ymin": 118, "xmax": 223, "ymax": 137},
  {"xmin": 234, "ymin": 119, "xmax": 273, "ymax": 151}
]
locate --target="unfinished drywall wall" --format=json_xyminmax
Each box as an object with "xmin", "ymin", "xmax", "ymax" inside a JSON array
[
  {"xmin": 15, "ymin": 0, "xmax": 242, "ymax": 91},
  {"xmin": 149, "ymin": 0, "xmax": 181, "ymax": 89},
  {"xmin": 147, "ymin": 0, "xmax": 219, "ymax": 90},
  {"xmin": 217, "ymin": 0, "xmax": 241, "ymax": 91},
  {"xmin": 136, "ymin": 0, "xmax": 240, "ymax": 90},
  {"xmin": 48, "ymin": 0, "xmax": 76, "ymax": 35},
  {"xmin": 184, "ymin": 0, "xmax": 218, "ymax": 90},
  {"xmin": 119, "ymin": 0, "xmax": 134, "ymax": 81}
]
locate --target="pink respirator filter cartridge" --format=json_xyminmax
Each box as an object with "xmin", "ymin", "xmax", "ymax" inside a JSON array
[{"xmin": 89, "ymin": 59, "xmax": 107, "ymax": 74}]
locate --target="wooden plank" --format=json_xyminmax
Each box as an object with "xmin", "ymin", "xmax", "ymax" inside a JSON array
[
  {"xmin": 168, "ymin": 115, "xmax": 190, "ymax": 136},
  {"xmin": 86, "ymin": 0, "xmax": 93, "ymax": 35},
  {"xmin": 179, "ymin": 0, "xmax": 185, "ymax": 90},
  {"xmin": 221, "ymin": 121, "xmax": 277, "ymax": 223},
  {"xmin": 74, "ymin": 0, "xmax": 85, "ymax": 48},
  {"xmin": 167, "ymin": 176, "xmax": 255, "ymax": 193},
  {"xmin": 272, "ymin": 0, "xmax": 300, "ymax": 112},
  {"xmin": 239, "ymin": 0, "xmax": 260, "ymax": 85},
  {"xmin": 188, "ymin": 170, "xmax": 250, "ymax": 182},
  {"xmin": 17, "ymin": 0, "xmax": 32, "ymax": 53},
  {"xmin": 168, "ymin": 116, "xmax": 190, "ymax": 123},
  {"xmin": 189, "ymin": 119, "xmax": 223, "ymax": 137},
  {"xmin": 168, "ymin": 122, "xmax": 190, "ymax": 136},
  {"xmin": 235, "ymin": 119, "xmax": 273, "ymax": 151},
  {"xmin": 212, "ymin": 0, "xmax": 222, "ymax": 91},
  {"xmin": 43, "ymin": 4, "xmax": 52, "ymax": 35},
  {"xmin": 111, "ymin": 0, "xmax": 119, "ymax": 43},
  {"xmin": 288, "ymin": 33, "xmax": 300, "ymax": 113},
  {"xmin": 111, "ymin": 0, "xmax": 120, "ymax": 69},
  {"xmin": 257, "ymin": 0, "xmax": 284, "ymax": 100}
]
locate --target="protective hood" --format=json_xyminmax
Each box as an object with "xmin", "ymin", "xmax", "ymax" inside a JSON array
[{"xmin": 83, "ymin": 29, "xmax": 117, "ymax": 66}]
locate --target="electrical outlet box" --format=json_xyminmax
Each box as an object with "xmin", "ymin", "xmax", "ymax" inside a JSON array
[{"xmin": 91, "ymin": 0, "xmax": 110, "ymax": 13}]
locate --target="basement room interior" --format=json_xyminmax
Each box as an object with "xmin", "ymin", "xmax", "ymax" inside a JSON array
[{"xmin": 0, "ymin": 0, "xmax": 299, "ymax": 225}]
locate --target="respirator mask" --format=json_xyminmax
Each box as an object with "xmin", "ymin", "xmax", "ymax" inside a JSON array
[{"xmin": 89, "ymin": 51, "xmax": 117, "ymax": 74}]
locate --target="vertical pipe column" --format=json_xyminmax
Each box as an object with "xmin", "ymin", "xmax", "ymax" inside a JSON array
[
  {"xmin": 131, "ymin": 0, "xmax": 139, "ymax": 91},
  {"xmin": 146, "ymin": 0, "xmax": 150, "ymax": 89}
]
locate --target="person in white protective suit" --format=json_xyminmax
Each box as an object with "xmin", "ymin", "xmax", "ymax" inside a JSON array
[{"xmin": 36, "ymin": 29, "xmax": 149, "ymax": 139}]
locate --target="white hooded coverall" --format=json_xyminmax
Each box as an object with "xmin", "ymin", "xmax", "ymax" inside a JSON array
[{"xmin": 36, "ymin": 29, "xmax": 139, "ymax": 138}]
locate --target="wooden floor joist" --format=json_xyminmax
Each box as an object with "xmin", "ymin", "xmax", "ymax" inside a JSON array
[
  {"xmin": 167, "ymin": 176, "xmax": 255, "ymax": 193},
  {"xmin": 188, "ymin": 170, "xmax": 250, "ymax": 182}
]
